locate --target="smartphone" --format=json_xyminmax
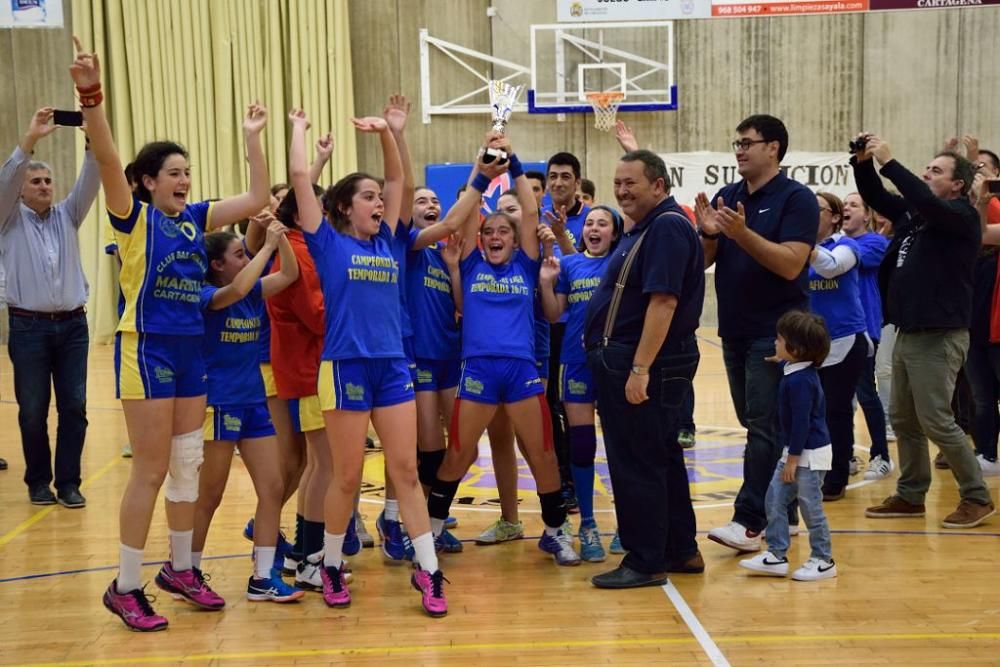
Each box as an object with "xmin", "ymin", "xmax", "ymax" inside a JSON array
[
  {"xmin": 988, "ymin": 180, "xmax": 1000, "ymax": 195},
  {"xmin": 53, "ymin": 110, "xmax": 84, "ymax": 127}
]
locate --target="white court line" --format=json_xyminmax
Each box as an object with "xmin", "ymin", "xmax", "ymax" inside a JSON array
[{"xmin": 662, "ymin": 581, "xmax": 731, "ymax": 667}]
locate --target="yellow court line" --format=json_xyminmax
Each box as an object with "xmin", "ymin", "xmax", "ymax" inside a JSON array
[
  {"xmin": 0, "ymin": 456, "xmax": 121, "ymax": 549},
  {"xmin": 19, "ymin": 632, "xmax": 1000, "ymax": 666}
]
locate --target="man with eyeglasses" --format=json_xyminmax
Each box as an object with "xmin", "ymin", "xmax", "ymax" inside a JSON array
[
  {"xmin": 694, "ymin": 114, "xmax": 819, "ymax": 554},
  {"xmin": 0, "ymin": 107, "xmax": 100, "ymax": 507}
]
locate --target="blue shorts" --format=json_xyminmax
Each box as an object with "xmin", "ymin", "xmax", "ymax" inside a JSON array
[
  {"xmin": 559, "ymin": 362, "xmax": 595, "ymax": 403},
  {"xmin": 403, "ymin": 336, "xmax": 418, "ymax": 383},
  {"xmin": 204, "ymin": 403, "xmax": 275, "ymax": 441},
  {"xmin": 414, "ymin": 358, "xmax": 462, "ymax": 392},
  {"xmin": 288, "ymin": 395, "xmax": 324, "ymax": 433},
  {"xmin": 318, "ymin": 358, "xmax": 415, "ymax": 411},
  {"xmin": 457, "ymin": 357, "xmax": 545, "ymax": 405},
  {"xmin": 535, "ymin": 356, "xmax": 550, "ymax": 381},
  {"xmin": 115, "ymin": 332, "xmax": 206, "ymax": 400}
]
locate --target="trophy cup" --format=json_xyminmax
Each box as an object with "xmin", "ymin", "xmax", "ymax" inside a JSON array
[{"xmin": 482, "ymin": 80, "xmax": 523, "ymax": 165}]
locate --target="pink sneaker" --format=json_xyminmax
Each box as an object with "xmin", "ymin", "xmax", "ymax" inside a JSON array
[
  {"xmin": 411, "ymin": 568, "xmax": 448, "ymax": 617},
  {"xmin": 154, "ymin": 563, "xmax": 225, "ymax": 610},
  {"xmin": 320, "ymin": 564, "xmax": 351, "ymax": 608},
  {"xmin": 103, "ymin": 580, "xmax": 169, "ymax": 632}
]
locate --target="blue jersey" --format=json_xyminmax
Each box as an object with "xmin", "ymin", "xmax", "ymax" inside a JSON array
[
  {"xmin": 406, "ymin": 242, "xmax": 461, "ymax": 361},
  {"xmin": 556, "ymin": 252, "xmax": 612, "ymax": 364},
  {"xmin": 393, "ymin": 223, "xmax": 416, "ymax": 338},
  {"xmin": 541, "ymin": 201, "xmax": 589, "ymax": 325},
  {"xmin": 256, "ymin": 254, "xmax": 274, "ymax": 364},
  {"xmin": 305, "ymin": 221, "xmax": 404, "ymax": 360},
  {"xmin": 201, "ymin": 281, "xmax": 266, "ymax": 406},
  {"xmin": 808, "ymin": 235, "xmax": 866, "ymax": 340},
  {"xmin": 533, "ymin": 292, "xmax": 550, "ymax": 359},
  {"xmin": 460, "ymin": 249, "xmax": 540, "ymax": 362},
  {"xmin": 110, "ymin": 196, "xmax": 213, "ymax": 335}
]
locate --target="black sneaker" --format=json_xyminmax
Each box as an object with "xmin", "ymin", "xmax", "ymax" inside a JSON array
[
  {"xmin": 0, "ymin": 457, "xmax": 8, "ymax": 470},
  {"xmin": 29, "ymin": 485, "xmax": 57, "ymax": 505},
  {"xmin": 561, "ymin": 481, "xmax": 579, "ymax": 514},
  {"xmin": 57, "ymin": 487, "xmax": 87, "ymax": 508}
]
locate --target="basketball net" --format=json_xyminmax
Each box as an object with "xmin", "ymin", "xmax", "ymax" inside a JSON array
[{"xmin": 585, "ymin": 91, "xmax": 625, "ymax": 132}]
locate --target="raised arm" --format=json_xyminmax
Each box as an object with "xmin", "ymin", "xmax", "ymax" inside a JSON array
[
  {"xmin": 209, "ymin": 222, "xmax": 287, "ymax": 310},
  {"xmin": 209, "ymin": 103, "xmax": 271, "ymax": 228},
  {"xmin": 261, "ymin": 228, "xmax": 299, "ymax": 298},
  {"xmin": 384, "ymin": 95, "xmax": 414, "ymax": 226},
  {"xmin": 973, "ymin": 173, "xmax": 1000, "ymax": 246},
  {"xmin": 544, "ymin": 206, "xmax": 577, "ymax": 256},
  {"xmin": 353, "ymin": 116, "xmax": 402, "ymax": 234},
  {"xmin": 68, "ymin": 37, "xmax": 131, "ymax": 217},
  {"xmin": 463, "ymin": 138, "xmax": 510, "ymax": 259},
  {"xmin": 64, "ymin": 133, "xmax": 102, "ymax": 227},
  {"xmin": 850, "ymin": 135, "xmax": 908, "ymax": 222},
  {"xmin": 538, "ymin": 256, "xmax": 565, "ymax": 322},
  {"xmin": 614, "ymin": 120, "xmax": 639, "ymax": 153},
  {"xmin": 244, "ymin": 210, "xmax": 267, "ymax": 255},
  {"xmin": 309, "ymin": 132, "xmax": 334, "ymax": 185},
  {"xmin": 510, "ymin": 150, "xmax": 539, "ymax": 260},
  {"xmin": 442, "ymin": 233, "xmax": 464, "ymax": 316},
  {"xmin": 1, "ymin": 109, "xmax": 59, "ymax": 229},
  {"xmin": 287, "ymin": 109, "xmax": 323, "ymax": 234}
]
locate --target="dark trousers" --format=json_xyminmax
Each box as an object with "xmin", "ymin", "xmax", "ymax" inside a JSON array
[
  {"xmin": 589, "ymin": 338, "xmax": 699, "ymax": 574},
  {"xmin": 819, "ymin": 333, "xmax": 869, "ymax": 492},
  {"xmin": 855, "ymin": 339, "xmax": 889, "ymax": 460},
  {"xmin": 8, "ymin": 312, "xmax": 89, "ymax": 491},
  {"xmin": 965, "ymin": 339, "xmax": 1000, "ymax": 460},
  {"xmin": 722, "ymin": 336, "xmax": 782, "ymax": 533},
  {"xmin": 680, "ymin": 384, "xmax": 695, "ymax": 432},
  {"xmin": 547, "ymin": 322, "xmax": 571, "ymax": 482}
]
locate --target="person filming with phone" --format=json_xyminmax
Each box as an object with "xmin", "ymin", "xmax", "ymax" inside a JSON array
[
  {"xmin": 0, "ymin": 107, "xmax": 100, "ymax": 507},
  {"xmin": 851, "ymin": 132, "xmax": 995, "ymax": 528}
]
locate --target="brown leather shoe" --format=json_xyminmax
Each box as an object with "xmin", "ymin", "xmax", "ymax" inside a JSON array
[
  {"xmin": 667, "ymin": 552, "xmax": 705, "ymax": 574},
  {"xmin": 865, "ymin": 495, "xmax": 926, "ymax": 518},
  {"xmin": 941, "ymin": 500, "xmax": 996, "ymax": 529},
  {"xmin": 934, "ymin": 451, "xmax": 950, "ymax": 469}
]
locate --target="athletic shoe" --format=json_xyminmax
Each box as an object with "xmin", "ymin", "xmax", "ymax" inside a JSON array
[
  {"xmin": 707, "ymin": 521, "xmax": 762, "ymax": 553},
  {"xmin": 865, "ymin": 495, "xmax": 926, "ymax": 518},
  {"xmin": 103, "ymin": 580, "xmax": 168, "ymax": 632},
  {"xmin": 435, "ymin": 529, "xmax": 464, "ymax": 553},
  {"xmin": 562, "ymin": 481, "xmax": 579, "ymax": 514},
  {"xmin": 295, "ymin": 552, "xmax": 324, "ymax": 591},
  {"xmin": 154, "ymin": 563, "xmax": 225, "ymax": 610},
  {"xmin": 281, "ymin": 555, "xmax": 300, "ymax": 577},
  {"xmin": 376, "ymin": 510, "xmax": 408, "ymax": 561},
  {"xmin": 475, "ymin": 518, "xmax": 524, "ymax": 545},
  {"xmin": 444, "ymin": 516, "xmax": 459, "ymax": 529},
  {"xmin": 791, "ymin": 557, "xmax": 837, "ymax": 581},
  {"xmin": 941, "ymin": 499, "xmax": 996, "ymax": 529},
  {"xmin": 243, "ymin": 517, "xmax": 290, "ymax": 547},
  {"xmin": 356, "ymin": 513, "xmax": 375, "ymax": 548},
  {"xmin": 343, "ymin": 514, "xmax": 361, "ymax": 556},
  {"xmin": 739, "ymin": 551, "xmax": 789, "ymax": 577},
  {"xmin": 247, "ymin": 573, "xmax": 305, "ymax": 602},
  {"xmin": 609, "ymin": 530, "xmax": 624, "ymax": 554},
  {"xmin": 864, "ymin": 455, "xmax": 894, "ymax": 481},
  {"xmin": 849, "ymin": 455, "xmax": 863, "ymax": 476},
  {"xmin": 411, "ymin": 568, "xmax": 448, "ymax": 617},
  {"xmin": 578, "ymin": 522, "xmax": 606, "ymax": 563},
  {"xmin": 788, "ymin": 525, "xmax": 801, "ymax": 537},
  {"xmin": 320, "ymin": 564, "xmax": 351, "ymax": 607},
  {"xmin": 678, "ymin": 430, "xmax": 696, "ymax": 449},
  {"xmin": 885, "ymin": 425, "xmax": 897, "ymax": 442},
  {"xmin": 121, "ymin": 443, "xmax": 133, "ymax": 458},
  {"xmin": 365, "ymin": 436, "xmax": 377, "ymax": 450},
  {"xmin": 538, "ymin": 529, "xmax": 582, "ymax": 566},
  {"xmin": 977, "ymin": 454, "xmax": 1000, "ymax": 478}
]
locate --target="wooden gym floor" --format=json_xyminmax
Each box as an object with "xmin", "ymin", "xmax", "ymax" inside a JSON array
[{"xmin": 1, "ymin": 331, "xmax": 998, "ymax": 666}]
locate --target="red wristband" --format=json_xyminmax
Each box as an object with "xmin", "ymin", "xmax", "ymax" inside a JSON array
[
  {"xmin": 76, "ymin": 83, "xmax": 101, "ymax": 95},
  {"xmin": 79, "ymin": 90, "xmax": 104, "ymax": 108}
]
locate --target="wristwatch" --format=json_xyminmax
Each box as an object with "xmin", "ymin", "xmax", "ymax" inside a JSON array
[
  {"xmin": 630, "ymin": 364, "xmax": 649, "ymax": 376},
  {"xmin": 698, "ymin": 227, "xmax": 720, "ymax": 240}
]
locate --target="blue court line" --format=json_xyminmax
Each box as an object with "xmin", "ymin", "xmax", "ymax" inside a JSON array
[{"xmin": 2, "ymin": 528, "xmax": 997, "ymax": 585}]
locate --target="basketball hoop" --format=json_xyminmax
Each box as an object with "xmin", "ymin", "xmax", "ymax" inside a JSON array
[{"xmin": 585, "ymin": 91, "xmax": 625, "ymax": 132}]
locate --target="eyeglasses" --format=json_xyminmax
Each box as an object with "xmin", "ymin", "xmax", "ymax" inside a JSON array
[{"xmin": 732, "ymin": 139, "xmax": 769, "ymax": 152}]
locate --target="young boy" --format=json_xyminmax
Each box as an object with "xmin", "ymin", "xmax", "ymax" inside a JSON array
[{"xmin": 740, "ymin": 310, "xmax": 838, "ymax": 581}]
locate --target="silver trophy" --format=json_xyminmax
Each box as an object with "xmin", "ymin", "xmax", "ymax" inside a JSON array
[{"xmin": 483, "ymin": 80, "xmax": 523, "ymax": 165}]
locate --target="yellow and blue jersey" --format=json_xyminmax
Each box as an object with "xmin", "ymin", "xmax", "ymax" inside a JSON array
[
  {"xmin": 405, "ymin": 242, "xmax": 460, "ymax": 361},
  {"xmin": 460, "ymin": 249, "xmax": 540, "ymax": 363},
  {"xmin": 555, "ymin": 252, "xmax": 611, "ymax": 364},
  {"xmin": 109, "ymin": 195, "xmax": 213, "ymax": 334},
  {"xmin": 200, "ymin": 281, "xmax": 266, "ymax": 406}
]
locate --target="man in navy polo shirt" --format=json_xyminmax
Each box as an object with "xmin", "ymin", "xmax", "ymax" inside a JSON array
[
  {"xmin": 585, "ymin": 150, "xmax": 704, "ymax": 588},
  {"xmin": 695, "ymin": 114, "xmax": 819, "ymax": 554}
]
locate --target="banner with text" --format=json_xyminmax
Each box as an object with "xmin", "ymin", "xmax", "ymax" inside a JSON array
[
  {"xmin": 658, "ymin": 151, "xmax": 857, "ymax": 206},
  {"xmin": 557, "ymin": 0, "xmax": 996, "ymax": 20}
]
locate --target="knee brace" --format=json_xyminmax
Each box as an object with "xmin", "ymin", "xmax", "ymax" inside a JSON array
[
  {"xmin": 418, "ymin": 449, "xmax": 446, "ymax": 487},
  {"xmin": 568, "ymin": 424, "xmax": 597, "ymax": 468},
  {"xmin": 164, "ymin": 429, "xmax": 204, "ymax": 502},
  {"xmin": 427, "ymin": 476, "xmax": 461, "ymax": 520}
]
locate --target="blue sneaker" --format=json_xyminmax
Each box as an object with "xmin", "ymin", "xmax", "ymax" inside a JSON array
[
  {"xmin": 343, "ymin": 514, "xmax": 361, "ymax": 556},
  {"xmin": 444, "ymin": 516, "xmax": 458, "ymax": 530},
  {"xmin": 578, "ymin": 522, "xmax": 606, "ymax": 563},
  {"xmin": 538, "ymin": 529, "xmax": 581, "ymax": 566},
  {"xmin": 243, "ymin": 518, "xmax": 255, "ymax": 541},
  {"xmin": 376, "ymin": 511, "xmax": 407, "ymax": 561},
  {"xmin": 609, "ymin": 530, "xmax": 624, "ymax": 554},
  {"xmin": 435, "ymin": 529, "xmax": 464, "ymax": 553},
  {"xmin": 247, "ymin": 573, "xmax": 305, "ymax": 602}
]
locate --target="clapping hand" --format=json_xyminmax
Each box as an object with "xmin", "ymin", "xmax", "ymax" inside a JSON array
[
  {"xmin": 694, "ymin": 192, "xmax": 722, "ymax": 237},
  {"xmin": 539, "ymin": 256, "xmax": 560, "ymax": 284},
  {"xmin": 442, "ymin": 233, "xmax": 462, "ymax": 270},
  {"xmin": 543, "ymin": 206, "xmax": 568, "ymax": 239}
]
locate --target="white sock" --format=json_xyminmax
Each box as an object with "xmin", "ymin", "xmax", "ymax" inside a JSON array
[
  {"xmin": 323, "ymin": 532, "xmax": 345, "ymax": 569},
  {"xmin": 430, "ymin": 517, "xmax": 445, "ymax": 537},
  {"xmin": 254, "ymin": 547, "xmax": 276, "ymax": 579},
  {"xmin": 384, "ymin": 499, "xmax": 400, "ymax": 522},
  {"xmin": 411, "ymin": 532, "xmax": 439, "ymax": 573},
  {"xmin": 116, "ymin": 544, "xmax": 144, "ymax": 593},
  {"xmin": 169, "ymin": 529, "xmax": 194, "ymax": 571},
  {"xmin": 191, "ymin": 551, "xmax": 203, "ymax": 570},
  {"xmin": 544, "ymin": 525, "xmax": 560, "ymax": 537}
]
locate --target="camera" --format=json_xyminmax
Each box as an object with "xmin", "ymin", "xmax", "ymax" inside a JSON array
[
  {"xmin": 988, "ymin": 180, "xmax": 1000, "ymax": 195},
  {"xmin": 848, "ymin": 136, "xmax": 869, "ymax": 153}
]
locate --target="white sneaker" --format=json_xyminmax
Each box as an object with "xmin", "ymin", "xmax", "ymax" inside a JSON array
[
  {"xmin": 707, "ymin": 521, "xmax": 762, "ymax": 553},
  {"xmin": 849, "ymin": 455, "xmax": 863, "ymax": 476},
  {"xmin": 864, "ymin": 455, "xmax": 894, "ymax": 481},
  {"xmin": 739, "ymin": 551, "xmax": 789, "ymax": 576},
  {"xmin": 977, "ymin": 454, "xmax": 1000, "ymax": 477},
  {"xmin": 295, "ymin": 552, "xmax": 324, "ymax": 591},
  {"xmin": 788, "ymin": 525, "xmax": 800, "ymax": 537},
  {"xmin": 792, "ymin": 557, "xmax": 837, "ymax": 581},
  {"xmin": 885, "ymin": 425, "xmax": 897, "ymax": 442}
]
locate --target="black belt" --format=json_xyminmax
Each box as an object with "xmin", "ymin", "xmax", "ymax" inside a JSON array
[{"xmin": 8, "ymin": 306, "xmax": 86, "ymax": 321}]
